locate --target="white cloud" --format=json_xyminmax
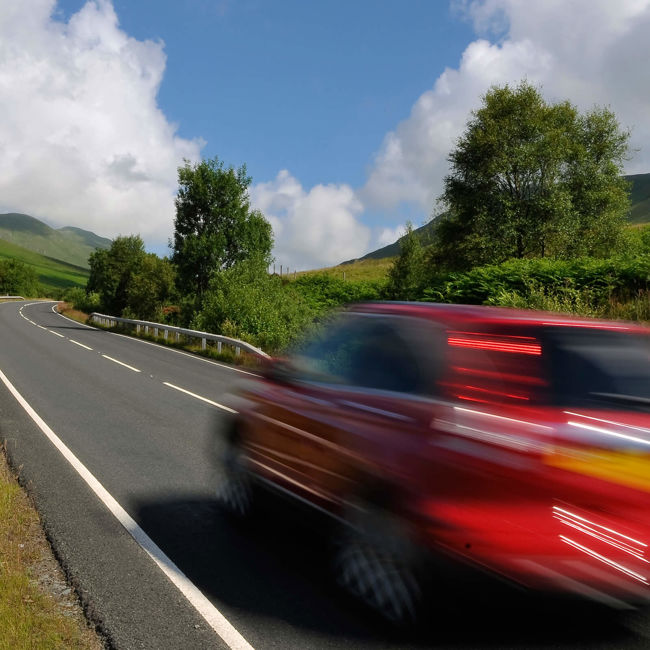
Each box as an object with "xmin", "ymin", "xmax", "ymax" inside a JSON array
[
  {"xmin": 250, "ymin": 170, "xmax": 370, "ymax": 271},
  {"xmin": 376, "ymin": 224, "xmax": 406, "ymax": 248},
  {"xmin": 0, "ymin": 0, "xmax": 202, "ymax": 246},
  {"xmin": 362, "ymin": 0, "xmax": 650, "ymax": 216}
]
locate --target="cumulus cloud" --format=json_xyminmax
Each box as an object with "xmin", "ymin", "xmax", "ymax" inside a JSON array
[
  {"xmin": 0, "ymin": 0, "xmax": 202, "ymax": 246},
  {"xmin": 362, "ymin": 0, "xmax": 650, "ymax": 216},
  {"xmin": 250, "ymin": 170, "xmax": 370, "ymax": 271},
  {"xmin": 376, "ymin": 224, "xmax": 406, "ymax": 248}
]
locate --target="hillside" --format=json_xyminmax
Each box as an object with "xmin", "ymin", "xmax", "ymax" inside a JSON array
[
  {"xmin": 0, "ymin": 213, "xmax": 110, "ymax": 268},
  {"xmin": 349, "ymin": 172, "xmax": 650, "ymax": 263},
  {"xmin": 0, "ymin": 238, "xmax": 89, "ymax": 294}
]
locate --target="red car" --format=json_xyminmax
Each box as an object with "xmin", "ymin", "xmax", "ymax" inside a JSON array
[{"xmin": 215, "ymin": 302, "xmax": 650, "ymax": 623}]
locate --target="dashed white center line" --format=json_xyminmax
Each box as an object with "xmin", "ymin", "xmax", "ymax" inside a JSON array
[
  {"xmin": 163, "ymin": 382, "xmax": 237, "ymax": 413},
  {"xmin": 70, "ymin": 339, "xmax": 93, "ymax": 351},
  {"xmin": 102, "ymin": 354, "xmax": 141, "ymax": 373},
  {"xmin": 49, "ymin": 330, "xmax": 65, "ymax": 338}
]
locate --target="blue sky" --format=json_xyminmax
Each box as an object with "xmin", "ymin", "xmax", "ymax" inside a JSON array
[{"xmin": 2, "ymin": 1, "xmax": 650, "ymax": 269}]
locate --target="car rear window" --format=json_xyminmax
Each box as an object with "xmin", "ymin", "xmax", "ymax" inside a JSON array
[{"xmin": 544, "ymin": 327, "xmax": 650, "ymax": 410}]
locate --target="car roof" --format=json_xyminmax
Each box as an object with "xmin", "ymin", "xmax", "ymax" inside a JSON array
[{"xmin": 347, "ymin": 301, "xmax": 650, "ymax": 334}]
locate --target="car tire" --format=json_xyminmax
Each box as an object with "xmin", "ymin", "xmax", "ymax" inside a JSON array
[
  {"xmin": 333, "ymin": 501, "xmax": 422, "ymax": 625},
  {"xmin": 215, "ymin": 436, "xmax": 255, "ymax": 519}
]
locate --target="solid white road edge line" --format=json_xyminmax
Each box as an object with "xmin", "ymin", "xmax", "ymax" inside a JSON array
[
  {"xmin": 70, "ymin": 339, "xmax": 93, "ymax": 351},
  {"xmin": 163, "ymin": 382, "xmax": 238, "ymax": 414},
  {"xmin": 0, "ymin": 366, "xmax": 254, "ymax": 650},
  {"xmin": 101, "ymin": 355, "xmax": 141, "ymax": 373},
  {"xmin": 52, "ymin": 304, "xmax": 98, "ymax": 329}
]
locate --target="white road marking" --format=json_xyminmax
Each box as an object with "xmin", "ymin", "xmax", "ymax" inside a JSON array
[
  {"xmin": 52, "ymin": 304, "xmax": 98, "ymax": 329},
  {"xmin": 163, "ymin": 382, "xmax": 238, "ymax": 413},
  {"xmin": 109, "ymin": 330, "xmax": 261, "ymax": 376},
  {"xmin": 37, "ymin": 325, "xmax": 47, "ymax": 330},
  {"xmin": 49, "ymin": 330, "xmax": 65, "ymax": 338},
  {"xmin": 50, "ymin": 304, "xmax": 260, "ymax": 377},
  {"xmin": 0, "ymin": 367, "xmax": 254, "ymax": 650},
  {"xmin": 101, "ymin": 355, "xmax": 141, "ymax": 373},
  {"xmin": 70, "ymin": 339, "xmax": 93, "ymax": 351}
]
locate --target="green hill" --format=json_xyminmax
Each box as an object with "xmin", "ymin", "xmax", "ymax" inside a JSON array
[
  {"xmin": 349, "ymin": 172, "xmax": 650, "ymax": 263},
  {"xmin": 0, "ymin": 213, "xmax": 110, "ymax": 268},
  {"xmin": 0, "ymin": 238, "xmax": 89, "ymax": 295}
]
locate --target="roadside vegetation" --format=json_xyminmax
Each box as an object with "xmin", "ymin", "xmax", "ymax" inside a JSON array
[
  {"xmin": 0, "ymin": 238, "xmax": 88, "ymax": 296},
  {"xmin": 58, "ymin": 81, "xmax": 650, "ymax": 358},
  {"xmin": 0, "ymin": 446, "xmax": 102, "ymax": 649}
]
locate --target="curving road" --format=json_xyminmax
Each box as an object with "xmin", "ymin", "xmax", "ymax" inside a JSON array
[{"xmin": 2, "ymin": 300, "xmax": 650, "ymax": 649}]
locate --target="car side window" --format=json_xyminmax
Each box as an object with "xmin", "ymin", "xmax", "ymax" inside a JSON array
[{"xmin": 291, "ymin": 313, "xmax": 439, "ymax": 395}]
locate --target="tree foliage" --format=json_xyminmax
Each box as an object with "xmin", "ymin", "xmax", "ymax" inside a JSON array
[
  {"xmin": 385, "ymin": 222, "xmax": 426, "ymax": 299},
  {"xmin": 171, "ymin": 157, "xmax": 273, "ymax": 298},
  {"xmin": 194, "ymin": 256, "xmax": 313, "ymax": 352},
  {"xmin": 434, "ymin": 81, "xmax": 631, "ymax": 270},
  {"xmin": 87, "ymin": 235, "xmax": 175, "ymax": 319},
  {"xmin": 0, "ymin": 259, "xmax": 39, "ymax": 296}
]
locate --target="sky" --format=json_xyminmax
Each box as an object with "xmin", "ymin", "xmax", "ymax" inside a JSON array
[{"xmin": 1, "ymin": 1, "xmax": 650, "ymax": 270}]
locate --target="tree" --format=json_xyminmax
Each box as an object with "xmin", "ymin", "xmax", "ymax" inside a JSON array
[
  {"xmin": 87, "ymin": 235, "xmax": 146, "ymax": 315},
  {"xmin": 87, "ymin": 236, "xmax": 177, "ymax": 319},
  {"xmin": 0, "ymin": 259, "xmax": 39, "ymax": 296},
  {"xmin": 171, "ymin": 157, "xmax": 273, "ymax": 299},
  {"xmin": 125, "ymin": 254, "xmax": 176, "ymax": 321},
  {"xmin": 434, "ymin": 81, "xmax": 630, "ymax": 270},
  {"xmin": 385, "ymin": 222, "xmax": 426, "ymax": 299}
]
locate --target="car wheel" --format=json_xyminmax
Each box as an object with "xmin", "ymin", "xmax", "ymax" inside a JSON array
[
  {"xmin": 215, "ymin": 438, "xmax": 254, "ymax": 519},
  {"xmin": 333, "ymin": 502, "xmax": 422, "ymax": 625}
]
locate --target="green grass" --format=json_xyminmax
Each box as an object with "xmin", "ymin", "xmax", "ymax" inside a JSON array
[
  {"xmin": 294, "ymin": 257, "xmax": 395, "ymax": 283},
  {"xmin": 0, "ymin": 448, "xmax": 101, "ymax": 650},
  {"xmin": 0, "ymin": 213, "xmax": 110, "ymax": 269},
  {"xmin": 0, "ymin": 239, "xmax": 89, "ymax": 295}
]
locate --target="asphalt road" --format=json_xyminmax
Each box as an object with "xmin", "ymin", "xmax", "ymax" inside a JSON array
[{"xmin": 2, "ymin": 299, "xmax": 650, "ymax": 649}]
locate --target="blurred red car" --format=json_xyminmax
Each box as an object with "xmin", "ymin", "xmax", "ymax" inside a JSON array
[{"xmin": 216, "ymin": 302, "xmax": 650, "ymax": 622}]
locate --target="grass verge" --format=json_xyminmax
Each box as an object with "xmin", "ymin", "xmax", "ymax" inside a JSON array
[
  {"xmin": 58, "ymin": 303, "xmax": 264, "ymax": 368},
  {"xmin": 0, "ymin": 446, "xmax": 103, "ymax": 649}
]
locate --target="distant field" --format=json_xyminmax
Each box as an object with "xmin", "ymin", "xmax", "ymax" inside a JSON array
[
  {"xmin": 0, "ymin": 238, "xmax": 89, "ymax": 295},
  {"xmin": 294, "ymin": 257, "xmax": 394, "ymax": 283}
]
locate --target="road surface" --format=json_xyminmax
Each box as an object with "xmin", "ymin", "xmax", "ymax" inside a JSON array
[{"xmin": 2, "ymin": 299, "xmax": 650, "ymax": 649}]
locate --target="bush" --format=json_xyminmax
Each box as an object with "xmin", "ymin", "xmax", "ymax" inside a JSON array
[
  {"xmin": 61, "ymin": 287, "xmax": 100, "ymax": 313},
  {"xmin": 420, "ymin": 256, "xmax": 650, "ymax": 307},
  {"xmin": 291, "ymin": 274, "xmax": 383, "ymax": 313},
  {"xmin": 0, "ymin": 259, "xmax": 40, "ymax": 297},
  {"xmin": 194, "ymin": 258, "xmax": 315, "ymax": 353}
]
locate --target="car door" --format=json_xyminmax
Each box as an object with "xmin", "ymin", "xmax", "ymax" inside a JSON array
[{"xmin": 278, "ymin": 312, "xmax": 446, "ymax": 514}]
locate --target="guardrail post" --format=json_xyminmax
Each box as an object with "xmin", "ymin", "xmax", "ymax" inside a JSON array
[
  {"xmin": 164, "ymin": 329, "xmax": 168, "ymax": 340},
  {"xmin": 217, "ymin": 341, "xmax": 222, "ymax": 353},
  {"xmin": 201, "ymin": 337, "xmax": 206, "ymax": 350},
  {"xmin": 175, "ymin": 332, "xmax": 180, "ymax": 342},
  {"xmin": 154, "ymin": 327, "xmax": 159, "ymax": 337},
  {"xmin": 236, "ymin": 346, "xmax": 241, "ymax": 356},
  {"xmin": 145, "ymin": 325, "xmax": 149, "ymax": 335},
  {"xmin": 136, "ymin": 324, "xmax": 140, "ymax": 334}
]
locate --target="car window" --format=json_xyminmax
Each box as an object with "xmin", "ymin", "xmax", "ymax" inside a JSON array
[
  {"xmin": 290, "ymin": 313, "xmax": 439, "ymax": 395},
  {"xmin": 544, "ymin": 327, "xmax": 650, "ymax": 409}
]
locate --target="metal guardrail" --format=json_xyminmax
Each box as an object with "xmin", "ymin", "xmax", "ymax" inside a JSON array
[
  {"xmin": 89, "ymin": 312, "xmax": 269, "ymax": 359},
  {"xmin": 0, "ymin": 295, "xmax": 25, "ymax": 300}
]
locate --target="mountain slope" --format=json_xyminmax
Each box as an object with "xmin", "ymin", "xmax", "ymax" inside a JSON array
[
  {"xmin": 0, "ymin": 213, "xmax": 110, "ymax": 268},
  {"xmin": 0, "ymin": 238, "xmax": 89, "ymax": 294},
  {"xmin": 350, "ymin": 172, "xmax": 650, "ymax": 263}
]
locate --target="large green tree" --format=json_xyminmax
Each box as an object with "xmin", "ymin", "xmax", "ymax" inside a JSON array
[
  {"xmin": 171, "ymin": 157, "xmax": 273, "ymax": 298},
  {"xmin": 88, "ymin": 235, "xmax": 146, "ymax": 315},
  {"xmin": 87, "ymin": 235, "xmax": 175, "ymax": 319},
  {"xmin": 434, "ymin": 81, "xmax": 631, "ymax": 270}
]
